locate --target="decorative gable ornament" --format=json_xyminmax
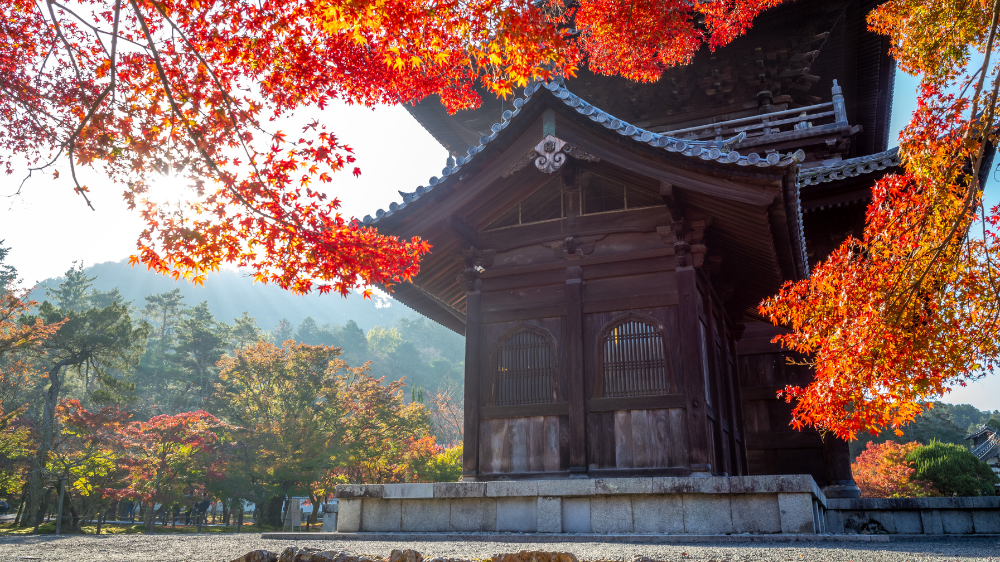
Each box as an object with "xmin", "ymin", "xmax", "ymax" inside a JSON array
[
  {"xmin": 534, "ymin": 135, "xmax": 568, "ymax": 173},
  {"xmin": 533, "ymin": 135, "xmax": 600, "ymax": 174}
]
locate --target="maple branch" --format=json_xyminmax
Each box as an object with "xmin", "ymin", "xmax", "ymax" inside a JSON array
[
  {"xmin": 142, "ymin": 0, "xmax": 279, "ymax": 203},
  {"xmin": 67, "ymin": 142, "xmax": 96, "ymax": 211},
  {"xmin": 42, "ymin": 0, "xmax": 83, "ymax": 88},
  {"xmin": 110, "ymin": 0, "xmax": 122, "ymax": 100},
  {"xmin": 49, "ymin": 2, "xmax": 114, "ymax": 59}
]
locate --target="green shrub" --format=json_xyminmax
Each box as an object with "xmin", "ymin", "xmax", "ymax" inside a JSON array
[{"xmin": 905, "ymin": 440, "xmax": 999, "ymax": 496}]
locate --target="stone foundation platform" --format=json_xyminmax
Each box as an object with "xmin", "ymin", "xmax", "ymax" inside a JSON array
[
  {"xmin": 327, "ymin": 475, "xmax": 827, "ymax": 535},
  {"xmin": 827, "ymin": 497, "xmax": 1000, "ymax": 535}
]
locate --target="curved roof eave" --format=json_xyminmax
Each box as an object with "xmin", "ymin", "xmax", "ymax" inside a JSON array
[{"xmin": 362, "ymin": 80, "xmax": 808, "ymax": 228}]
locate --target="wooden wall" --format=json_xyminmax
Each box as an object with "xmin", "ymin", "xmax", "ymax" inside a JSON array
[
  {"xmin": 737, "ymin": 321, "xmax": 825, "ymax": 482},
  {"xmin": 478, "ymin": 415, "xmax": 569, "ymax": 475},
  {"xmin": 465, "ymin": 199, "xmax": 749, "ymax": 479},
  {"xmin": 586, "ymin": 408, "xmax": 688, "ymax": 470}
]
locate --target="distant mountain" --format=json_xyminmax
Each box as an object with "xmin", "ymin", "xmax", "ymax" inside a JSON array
[{"xmin": 30, "ymin": 259, "xmax": 427, "ymax": 332}]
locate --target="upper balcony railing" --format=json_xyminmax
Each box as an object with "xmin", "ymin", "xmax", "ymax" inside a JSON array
[{"xmin": 654, "ymin": 80, "xmax": 854, "ymax": 150}]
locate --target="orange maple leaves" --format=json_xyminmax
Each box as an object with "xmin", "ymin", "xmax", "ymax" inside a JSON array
[
  {"xmin": 577, "ymin": 0, "xmax": 786, "ymax": 81},
  {"xmin": 5, "ymin": 0, "xmax": 788, "ymax": 298},
  {"xmin": 852, "ymin": 441, "xmax": 936, "ymax": 498},
  {"xmin": 762, "ymin": 0, "xmax": 1000, "ymax": 439}
]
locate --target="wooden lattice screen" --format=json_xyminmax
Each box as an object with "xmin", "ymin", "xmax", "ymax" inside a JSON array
[
  {"xmin": 601, "ymin": 320, "xmax": 668, "ymax": 397},
  {"xmin": 495, "ymin": 330, "xmax": 555, "ymax": 406}
]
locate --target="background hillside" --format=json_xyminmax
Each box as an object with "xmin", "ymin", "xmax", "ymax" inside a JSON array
[{"xmin": 29, "ymin": 259, "xmax": 427, "ymax": 333}]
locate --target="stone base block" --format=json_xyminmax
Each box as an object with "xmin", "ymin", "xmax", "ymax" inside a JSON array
[{"xmin": 333, "ymin": 475, "xmax": 829, "ymax": 535}]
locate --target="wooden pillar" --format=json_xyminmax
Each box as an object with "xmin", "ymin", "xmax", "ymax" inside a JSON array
[
  {"xmin": 822, "ymin": 436, "xmax": 861, "ymax": 498},
  {"xmin": 565, "ymin": 265, "xmax": 587, "ymax": 474},
  {"xmin": 461, "ymin": 275, "xmax": 484, "ymax": 480},
  {"xmin": 678, "ymin": 263, "xmax": 712, "ymax": 475}
]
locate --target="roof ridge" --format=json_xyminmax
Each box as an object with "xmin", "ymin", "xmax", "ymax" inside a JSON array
[
  {"xmin": 797, "ymin": 147, "xmax": 901, "ymax": 188},
  {"xmin": 363, "ymin": 80, "xmax": 808, "ymax": 226}
]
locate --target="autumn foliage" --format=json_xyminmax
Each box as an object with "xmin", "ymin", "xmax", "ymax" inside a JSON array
[
  {"xmin": 761, "ymin": 0, "xmax": 1000, "ymax": 439},
  {"xmin": 3, "ymin": 0, "xmax": 787, "ymax": 297},
  {"xmin": 851, "ymin": 441, "xmax": 935, "ymax": 498}
]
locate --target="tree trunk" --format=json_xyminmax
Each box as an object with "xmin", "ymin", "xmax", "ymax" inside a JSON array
[
  {"xmin": 68, "ymin": 498, "xmax": 80, "ymax": 532},
  {"xmin": 262, "ymin": 495, "xmax": 283, "ymax": 530},
  {"xmin": 236, "ymin": 503, "xmax": 243, "ymax": 532},
  {"xmin": 13, "ymin": 489, "xmax": 26, "ymax": 526},
  {"xmin": 308, "ymin": 493, "xmax": 322, "ymax": 527},
  {"xmin": 25, "ymin": 358, "xmax": 72, "ymax": 530},
  {"xmin": 144, "ymin": 501, "xmax": 156, "ymax": 533}
]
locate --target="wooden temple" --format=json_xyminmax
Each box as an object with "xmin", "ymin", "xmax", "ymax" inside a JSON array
[{"xmin": 365, "ymin": 0, "xmax": 897, "ymax": 497}]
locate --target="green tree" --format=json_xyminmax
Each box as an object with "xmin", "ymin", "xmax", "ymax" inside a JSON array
[
  {"xmin": 0, "ymin": 241, "xmax": 18, "ymax": 289},
  {"xmin": 20, "ymin": 297, "xmax": 148, "ymax": 529},
  {"xmin": 45, "ymin": 263, "xmax": 96, "ymax": 314},
  {"xmin": 293, "ymin": 317, "xmax": 323, "ymax": 346},
  {"xmin": 907, "ymin": 441, "xmax": 1000, "ymax": 497},
  {"xmin": 212, "ymin": 341, "xmax": 352, "ymax": 528},
  {"xmin": 271, "ymin": 319, "xmax": 294, "ymax": 345},
  {"xmin": 395, "ymin": 316, "xmax": 465, "ymax": 364},
  {"xmin": 174, "ymin": 302, "xmax": 229, "ymax": 399},
  {"xmin": 135, "ymin": 290, "xmax": 189, "ymax": 414},
  {"xmin": 230, "ymin": 312, "xmax": 263, "ymax": 350}
]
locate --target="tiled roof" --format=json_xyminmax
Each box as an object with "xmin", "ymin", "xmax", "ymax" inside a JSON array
[
  {"xmin": 797, "ymin": 147, "xmax": 900, "ymax": 188},
  {"xmin": 968, "ymin": 423, "xmax": 997, "ymax": 442},
  {"xmin": 363, "ymin": 79, "xmax": 808, "ymax": 227},
  {"xmin": 972, "ymin": 434, "xmax": 1000, "ymax": 462},
  {"xmin": 967, "ymin": 424, "xmax": 1000, "ymax": 462}
]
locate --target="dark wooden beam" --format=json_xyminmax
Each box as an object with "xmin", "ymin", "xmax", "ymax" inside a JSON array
[
  {"xmin": 480, "ymin": 402, "xmax": 570, "ymax": 419},
  {"xmin": 441, "ymin": 215, "xmax": 479, "ymax": 248},
  {"xmin": 660, "ymin": 181, "xmax": 684, "ymax": 221}
]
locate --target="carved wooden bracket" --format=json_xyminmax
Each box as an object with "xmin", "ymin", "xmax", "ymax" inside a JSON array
[
  {"xmin": 554, "ymin": 236, "xmax": 595, "ymax": 259},
  {"xmin": 456, "ymin": 247, "xmax": 496, "ymax": 291},
  {"xmin": 657, "ymin": 219, "xmax": 710, "ymax": 268}
]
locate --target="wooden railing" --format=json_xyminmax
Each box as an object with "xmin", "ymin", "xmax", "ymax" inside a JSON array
[{"xmin": 654, "ymin": 80, "xmax": 851, "ymax": 148}]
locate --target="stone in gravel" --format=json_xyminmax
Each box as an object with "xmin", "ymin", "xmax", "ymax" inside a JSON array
[
  {"xmin": 389, "ymin": 549, "xmax": 424, "ymax": 562},
  {"xmin": 231, "ymin": 550, "xmax": 278, "ymax": 562},
  {"xmin": 278, "ymin": 547, "xmax": 381, "ymax": 562},
  {"xmin": 493, "ymin": 551, "xmax": 578, "ymax": 562}
]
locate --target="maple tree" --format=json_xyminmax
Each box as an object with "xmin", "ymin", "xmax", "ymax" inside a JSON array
[
  {"xmin": 3, "ymin": 0, "xmax": 786, "ymax": 298},
  {"xmin": 213, "ymin": 339, "xmax": 446, "ymax": 527},
  {"xmin": 213, "ymin": 340, "xmax": 351, "ymax": 526},
  {"xmin": 113, "ymin": 410, "xmax": 226, "ymax": 531},
  {"xmin": 851, "ymin": 441, "xmax": 935, "ymax": 498},
  {"xmin": 761, "ymin": 0, "xmax": 1000, "ymax": 439},
  {"xmin": 47, "ymin": 400, "xmax": 130, "ymax": 531}
]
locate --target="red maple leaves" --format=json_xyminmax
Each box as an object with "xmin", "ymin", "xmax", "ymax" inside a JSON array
[{"xmin": 4, "ymin": 0, "xmax": 784, "ymax": 296}]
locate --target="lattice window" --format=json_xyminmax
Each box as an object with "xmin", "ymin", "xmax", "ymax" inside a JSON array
[
  {"xmin": 495, "ymin": 330, "xmax": 555, "ymax": 406},
  {"xmin": 601, "ymin": 319, "xmax": 669, "ymax": 397}
]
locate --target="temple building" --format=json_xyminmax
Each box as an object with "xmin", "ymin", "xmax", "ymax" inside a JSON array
[{"xmin": 365, "ymin": 0, "xmax": 899, "ymax": 498}]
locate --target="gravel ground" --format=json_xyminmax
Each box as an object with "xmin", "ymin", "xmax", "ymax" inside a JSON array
[{"xmin": 0, "ymin": 534, "xmax": 998, "ymax": 562}]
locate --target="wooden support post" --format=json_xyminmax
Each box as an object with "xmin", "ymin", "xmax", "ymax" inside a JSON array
[
  {"xmin": 459, "ymin": 246, "xmax": 492, "ymax": 481},
  {"xmin": 678, "ymin": 263, "xmax": 712, "ymax": 475},
  {"xmin": 702, "ymin": 286, "xmax": 727, "ymax": 475},
  {"xmin": 823, "ymin": 436, "xmax": 862, "ymax": 498},
  {"xmin": 565, "ymin": 265, "xmax": 587, "ymax": 474},
  {"xmin": 832, "ymin": 79, "xmax": 849, "ymax": 126},
  {"xmin": 462, "ymin": 274, "xmax": 484, "ymax": 480}
]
